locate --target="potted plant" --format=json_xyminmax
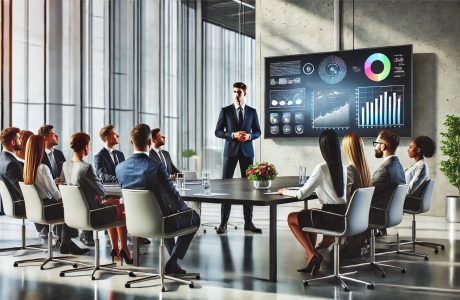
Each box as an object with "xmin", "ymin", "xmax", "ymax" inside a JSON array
[
  {"xmin": 246, "ymin": 161, "xmax": 278, "ymax": 189},
  {"xmin": 440, "ymin": 115, "xmax": 460, "ymax": 222}
]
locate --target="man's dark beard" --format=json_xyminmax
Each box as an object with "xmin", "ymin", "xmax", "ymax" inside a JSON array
[
  {"xmin": 14, "ymin": 144, "xmax": 22, "ymax": 151},
  {"xmin": 374, "ymin": 149, "xmax": 383, "ymax": 158}
]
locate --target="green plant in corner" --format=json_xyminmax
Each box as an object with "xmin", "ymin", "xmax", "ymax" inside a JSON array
[
  {"xmin": 440, "ymin": 115, "xmax": 460, "ymax": 196},
  {"xmin": 181, "ymin": 149, "xmax": 197, "ymax": 158}
]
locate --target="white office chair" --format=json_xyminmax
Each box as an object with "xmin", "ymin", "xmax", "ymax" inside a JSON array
[
  {"xmin": 303, "ymin": 187, "xmax": 375, "ymax": 292},
  {"xmin": 0, "ymin": 180, "xmax": 45, "ymax": 263},
  {"xmin": 344, "ymin": 184, "xmax": 408, "ymax": 278},
  {"xmin": 18, "ymin": 182, "xmax": 78, "ymax": 270},
  {"xmin": 58, "ymin": 185, "xmax": 135, "ymax": 280},
  {"xmin": 121, "ymin": 189, "xmax": 199, "ymax": 292}
]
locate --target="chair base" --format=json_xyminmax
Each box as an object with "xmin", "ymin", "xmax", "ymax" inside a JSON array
[
  {"xmin": 303, "ymin": 271, "xmax": 375, "ymax": 292},
  {"xmin": 125, "ymin": 272, "xmax": 199, "ymax": 291},
  {"xmin": 399, "ymin": 239, "xmax": 445, "ymax": 254}
]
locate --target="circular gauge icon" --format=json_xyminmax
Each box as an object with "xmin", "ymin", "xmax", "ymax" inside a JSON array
[
  {"xmin": 270, "ymin": 126, "xmax": 279, "ymax": 135},
  {"xmin": 295, "ymin": 125, "xmax": 304, "ymax": 134},
  {"xmin": 319, "ymin": 55, "xmax": 347, "ymax": 84},
  {"xmin": 279, "ymin": 100, "xmax": 286, "ymax": 106},
  {"xmin": 303, "ymin": 63, "xmax": 314, "ymax": 75},
  {"xmin": 271, "ymin": 100, "xmax": 278, "ymax": 106},
  {"xmin": 287, "ymin": 100, "xmax": 293, "ymax": 106}
]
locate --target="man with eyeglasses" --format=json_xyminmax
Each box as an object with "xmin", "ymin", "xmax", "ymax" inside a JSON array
[{"xmin": 370, "ymin": 129, "xmax": 405, "ymax": 232}]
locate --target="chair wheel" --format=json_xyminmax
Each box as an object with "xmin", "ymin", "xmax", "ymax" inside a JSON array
[
  {"xmin": 60, "ymin": 272, "xmax": 65, "ymax": 277},
  {"xmin": 129, "ymin": 271, "xmax": 136, "ymax": 277},
  {"xmin": 73, "ymin": 264, "xmax": 78, "ymax": 268},
  {"xmin": 125, "ymin": 283, "xmax": 131, "ymax": 288},
  {"xmin": 162, "ymin": 287, "xmax": 166, "ymax": 292},
  {"xmin": 441, "ymin": 245, "xmax": 445, "ymax": 250},
  {"xmin": 189, "ymin": 282, "xmax": 194, "ymax": 288},
  {"xmin": 402, "ymin": 268, "xmax": 406, "ymax": 273},
  {"xmin": 343, "ymin": 287, "xmax": 349, "ymax": 292},
  {"xmin": 303, "ymin": 281, "xmax": 309, "ymax": 286},
  {"xmin": 367, "ymin": 283, "xmax": 375, "ymax": 289},
  {"xmin": 381, "ymin": 273, "xmax": 385, "ymax": 278},
  {"xmin": 91, "ymin": 276, "xmax": 96, "ymax": 280},
  {"xmin": 434, "ymin": 249, "xmax": 439, "ymax": 254},
  {"xmin": 13, "ymin": 263, "xmax": 18, "ymax": 267},
  {"xmin": 424, "ymin": 256, "xmax": 429, "ymax": 261},
  {"xmin": 196, "ymin": 275, "xmax": 200, "ymax": 279},
  {"xmin": 234, "ymin": 226, "xmax": 237, "ymax": 230},
  {"xmin": 40, "ymin": 266, "xmax": 45, "ymax": 270},
  {"xmin": 214, "ymin": 226, "xmax": 217, "ymax": 230},
  {"xmin": 203, "ymin": 229, "xmax": 206, "ymax": 233}
]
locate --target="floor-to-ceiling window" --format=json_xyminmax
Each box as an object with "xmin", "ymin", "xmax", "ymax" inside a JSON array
[{"xmin": 2, "ymin": 0, "xmax": 255, "ymax": 174}]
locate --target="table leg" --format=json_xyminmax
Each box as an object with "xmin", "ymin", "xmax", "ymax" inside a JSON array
[
  {"xmin": 133, "ymin": 237, "xmax": 139, "ymax": 266},
  {"xmin": 269, "ymin": 205, "xmax": 277, "ymax": 282}
]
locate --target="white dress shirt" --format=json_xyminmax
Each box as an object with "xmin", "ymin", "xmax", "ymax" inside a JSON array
[
  {"xmin": 35, "ymin": 164, "xmax": 61, "ymax": 200},
  {"xmin": 405, "ymin": 159, "xmax": 428, "ymax": 194},
  {"xmin": 283, "ymin": 162, "xmax": 347, "ymax": 205}
]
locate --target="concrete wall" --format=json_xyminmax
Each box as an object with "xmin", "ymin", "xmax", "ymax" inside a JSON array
[{"xmin": 255, "ymin": 0, "xmax": 460, "ymax": 216}]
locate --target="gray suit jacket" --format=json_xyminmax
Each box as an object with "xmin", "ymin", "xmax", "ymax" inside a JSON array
[
  {"xmin": 60, "ymin": 160, "xmax": 105, "ymax": 211},
  {"xmin": 371, "ymin": 156, "xmax": 405, "ymax": 209}
]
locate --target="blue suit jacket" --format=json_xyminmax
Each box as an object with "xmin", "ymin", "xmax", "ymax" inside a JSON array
[
  {"xmin": 0, "ymin": 151, "xmax": 24, "ymax": 202},
  {"xmin": 93, "ymin": 148, "xmax": 125, "ymax": 184},
  {"xmin": 215, "ymin": 104, "xmax": 261, "ymax": 158},
  {"xmin": 371, "ymin": 156, "xmax": 406, "ymax": 209},
  {"xmin": 115, "ymin": 153, "xmax": 188, "ymax": 216}
]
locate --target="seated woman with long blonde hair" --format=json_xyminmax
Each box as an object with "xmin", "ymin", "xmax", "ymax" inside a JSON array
[
  {"xmin": 60, "ymin": 132, "xmax": 132, "ymax": 264},
  {"xmin": 24, "ymin": 135, "xmax": 88, "ymax": 255}
]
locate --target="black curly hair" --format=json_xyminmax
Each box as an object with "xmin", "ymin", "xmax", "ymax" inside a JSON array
[{"xmin": 413, "ymin": 136, "xmax": 436, "ymax": 158}]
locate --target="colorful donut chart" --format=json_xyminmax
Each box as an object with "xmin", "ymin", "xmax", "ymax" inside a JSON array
[{"xmin": 364, "ymin": 53, "xmax": 391, "ymax": 81}]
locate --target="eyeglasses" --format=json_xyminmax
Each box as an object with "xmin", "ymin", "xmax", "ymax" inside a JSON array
[{"xmin": 372, "ymin": 141, "xmax": 385, "ymax": 147}]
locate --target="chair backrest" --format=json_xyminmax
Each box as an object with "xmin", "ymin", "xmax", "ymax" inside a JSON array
[
  {"xmin": 344, "ymin": 187, "xmax": 375, "ymax": 236},
  {"xmin": 59, "ymin": 185, "xmax": 92, "ymax": 231},
  {"xmin": 419, "ymin": 179, "xmax": 435, "ymax": 213},
  {"xmin": 386, "ymin": 184, "xmax": 409, "ymax": 227},
  {"xmin": 182, "ymin": 171, "xmax": 197, "ymax": 181},
  {"xmin": 0, "ymin": 180, "xmax": 15, "ymax": 217},
  {"xmin": 18, "ymin": 182, "xmax": 44, "ymax": 223},
  {"xmin": 121, "ymin": 189, "xmax": 164, "ymax": 239}
]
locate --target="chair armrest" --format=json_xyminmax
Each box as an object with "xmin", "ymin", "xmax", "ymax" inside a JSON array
[
  {"xmin": 310, "ymin": 208, "xmax": 344, "ymax": 217},
  {"xmin": 43, "ymin": 202, "xmax": 61, "ymax": 208},
  {"xmin": 370, "ymin": 206, "xmax": 385, "ymax": 212},
  {"xmin": 405, "ymin": 195, "xmax": 421, "ymax": 202}
]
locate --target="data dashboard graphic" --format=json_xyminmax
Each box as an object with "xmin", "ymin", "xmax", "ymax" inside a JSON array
[{"xmin": 265, "ymin": 45, "xmax": 412, "ymax": 138}]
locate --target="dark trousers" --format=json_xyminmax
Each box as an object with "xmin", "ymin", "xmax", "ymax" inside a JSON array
[
  {"xmin": 164, "ymin": 209, "xmax": 200, "ymax": 260},
  {"xmin": 220, "ymin": 151, "xmax": 253, "ymax": 225}
]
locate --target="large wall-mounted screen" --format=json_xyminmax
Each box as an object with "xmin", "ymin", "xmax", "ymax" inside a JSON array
[{"xmin": 264, "ymin": 45, "xmax": 412, "ymax": 138}]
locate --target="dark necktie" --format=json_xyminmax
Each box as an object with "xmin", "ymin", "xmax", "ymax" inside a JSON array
[
  {"xmin": 49, "ymin": 150, "xmax": 58, "ymax": 177},
  {"xmin": 112, "ymin": 150, "xmax": 119, "ymax": 166},
  {"xmin": 237, "ymin": 106, "xmax": 244, "ymax": 130}
]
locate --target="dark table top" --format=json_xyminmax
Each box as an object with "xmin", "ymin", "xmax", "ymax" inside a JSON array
[{"xmin": 180, "ymin": 176, "xmax": 317, "ymax": 206}]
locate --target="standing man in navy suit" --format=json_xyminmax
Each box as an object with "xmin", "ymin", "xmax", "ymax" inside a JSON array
[
  {"xmin": 94, "ymin": 125, "xmax": 125, "ymax": 184},
  {"xmin": 214, "ymin": 82, "xmax": 262, "ymax": 234},
  {"xmin": 116, "ymin": 124, "xmax": 200, "ymax": 274}
]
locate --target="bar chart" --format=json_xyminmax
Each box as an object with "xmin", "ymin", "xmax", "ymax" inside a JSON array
[{"xmin": 357, "ymin": 85, "xmax": 404, "ymax": 127}]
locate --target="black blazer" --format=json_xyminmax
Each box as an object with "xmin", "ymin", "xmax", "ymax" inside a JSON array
[
  {"xmin": 93, "ymin": 148, "xmax": 125, "ymax": 184},
  {"xmin": 0, "ymin": 151, "xmax": 24, "ymax": 202},
  {"xmin": 371, "ymin": 156, "xmax": 406, "ymax": 209},
  {"xmin": 149, "ymin": 149, "xmax": 180, "ymax": 176},
  {"xmin": 215, "ymin": 104, "xmax": 261, "ymax": 158},
  {"xmin": 42, "ymin": 148, "xmax": 66, "ymax": 179}
]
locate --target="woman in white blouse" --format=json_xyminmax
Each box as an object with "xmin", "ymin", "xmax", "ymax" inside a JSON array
[
  {"xmin": 23, "ymin": 135, "xmax": 87, "ymax": 255},
  {"xmin": 278, "ymin": 130, "xmax": 347, "ymax": 274},
  {"xmin": 404, "ymin": 136, "xmax": 435, "ymax": 209}
]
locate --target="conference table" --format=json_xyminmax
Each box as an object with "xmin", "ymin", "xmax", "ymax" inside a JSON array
[{"xmin": 105, "ymin": 176, "xmax": 317, "ymax": 282}]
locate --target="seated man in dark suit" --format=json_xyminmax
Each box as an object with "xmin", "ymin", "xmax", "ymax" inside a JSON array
[
  {"xmin": 149, "ymin": 128, "xmax": 180, "ymax": 180},
  {"xmin": 94, "ymin": 125, "xmax": 125, "ymax": 184},
  {"xmin": 0, "ymin": 127, "xmax": 26, "ymax": 217},
  {"xmin": 116, "ymin": 124, "xmax": 200, "ymax": 274},
  {"xmin": 370, "ymin": 129, "xmax": 406, "ymax": 231}
]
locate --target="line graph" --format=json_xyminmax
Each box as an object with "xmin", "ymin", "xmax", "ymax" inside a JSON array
[{"xmin": 312, "ymin": 89, "xmax": 351, "ymax": 129}]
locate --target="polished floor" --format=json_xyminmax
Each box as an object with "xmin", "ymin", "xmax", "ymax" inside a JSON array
[{"xmin": 1, "ymin": 202, "xmax": 459, "ymax": 299}]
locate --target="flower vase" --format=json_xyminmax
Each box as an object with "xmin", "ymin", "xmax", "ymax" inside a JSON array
[{"xmin": 253, "ymin": 180, "xmax": 271, "ymax": 190}]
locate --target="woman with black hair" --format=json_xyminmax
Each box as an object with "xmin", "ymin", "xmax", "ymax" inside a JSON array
[
  {"xmin": 278, "ymin": 129, "xmax": 347, "ymax": 274},
  {"xmin": 405, "ymin": 135, "xmax": 436, "ymax": 197}
]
